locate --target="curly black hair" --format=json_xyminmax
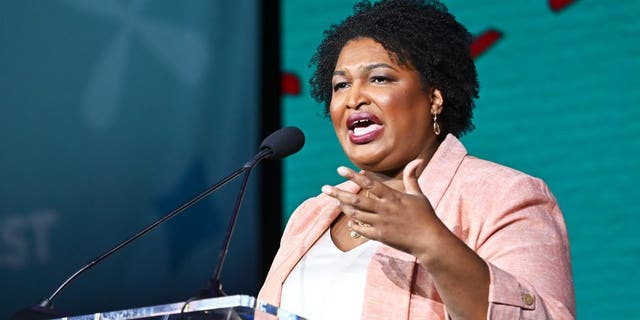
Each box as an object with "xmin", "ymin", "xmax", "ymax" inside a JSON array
[{"xmin": 310, "ymin": 0, "xmax": 479, "ymax": 138}]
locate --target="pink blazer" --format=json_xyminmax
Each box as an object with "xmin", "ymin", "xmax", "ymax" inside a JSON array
[{"xmin": 259, "ymin": 135, "xmax": 575, "ymax": 319}]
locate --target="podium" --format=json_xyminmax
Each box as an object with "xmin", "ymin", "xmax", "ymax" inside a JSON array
[{"xmin": 50, "ymin": 295, "xmax": 305, "ymax": 320}]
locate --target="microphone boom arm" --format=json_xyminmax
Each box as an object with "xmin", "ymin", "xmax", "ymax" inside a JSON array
[
  {"xmin": 199, "ymin": 147, "xmax": 272, "ymax": 297},
  {"xmin": 40, "ymin": 161, "xmax": 254, "ymax": 309}
]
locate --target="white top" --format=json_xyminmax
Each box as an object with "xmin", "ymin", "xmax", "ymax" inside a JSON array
[{"xmin": 280, "ymin": 229, "xmax": 380, "ymax": 320}]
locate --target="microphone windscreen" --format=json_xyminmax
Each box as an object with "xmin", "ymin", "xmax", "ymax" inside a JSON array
[{"xmin": 260, "ymin": 127, "xmax": 305, "ymax": 160}]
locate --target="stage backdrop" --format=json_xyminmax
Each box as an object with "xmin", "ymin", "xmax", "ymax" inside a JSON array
[
  {"xmin": 0, "ymin": 1, "xmax": 262, "ymax": 318},
  {"xmin": 281, "ymin": 0, "xmax": 639, "ymax": 318}
]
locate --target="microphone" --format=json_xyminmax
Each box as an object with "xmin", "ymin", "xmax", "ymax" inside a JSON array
[
  {"xmin": 195, "ymin": 126, "xmax": 304, "ymax": 298},
  {"xmin": 260, "ymin": 126, "xmax": 305, "ymax": 160},
  {"xmin": 10, "ymin": 126, "xmax": 305, "ymax": 320}
]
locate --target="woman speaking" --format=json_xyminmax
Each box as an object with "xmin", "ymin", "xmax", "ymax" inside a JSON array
[{"xmin": 259, "ymin": 0, "xmax": 575, "ymax": 319}]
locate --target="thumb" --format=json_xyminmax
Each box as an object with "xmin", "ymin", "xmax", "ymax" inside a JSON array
[{"xmin": 403, "ymin": 159, "xmax": 424, "ymax": 195}]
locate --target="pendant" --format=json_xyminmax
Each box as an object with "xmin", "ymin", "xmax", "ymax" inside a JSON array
[{"xmin": 350, "ymin": 230, "xmax": 361, "ymax": 239}]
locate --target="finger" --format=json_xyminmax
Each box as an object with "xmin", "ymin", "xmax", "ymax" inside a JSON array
[
  {"xmin": 321, "ymin": 185, "xmax": 376, "ymax": 209},
  {"xmin": 341, "ymin": 204, "xmax": 379, "ymax": 222},
  {"xmin": 337, "ymin": 166, "xmax": 374, "ymax": 189},
  {"xmin": 403, "ymin": 159, "xmax": 425, "ymax": 196},
  {"xmin": 336, "ymin": 166, "xmax": 393, "ymax": 198}
]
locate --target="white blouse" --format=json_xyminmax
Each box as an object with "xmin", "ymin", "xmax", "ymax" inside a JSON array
[{"xmin": 280, "ymin": 229, "xmax": 380, "ymax": 320}]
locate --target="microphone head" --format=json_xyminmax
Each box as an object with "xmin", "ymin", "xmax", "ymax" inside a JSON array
[{"xmin": 260, "ymin": 127, "xmax": 305, "ymax": 160}]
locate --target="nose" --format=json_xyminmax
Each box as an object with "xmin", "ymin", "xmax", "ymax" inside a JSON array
[{"xmin": 346, "ymin": 82, "xmax": 369, "ymax": 110}]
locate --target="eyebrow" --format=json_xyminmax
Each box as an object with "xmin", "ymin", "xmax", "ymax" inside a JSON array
[
  {"xmin": 363, "ymin": 63, "xmax": 396, "ymax": 72},
  {"xmin": 332, "ymin": 63, "xmax": 397, "ymax": 76}
]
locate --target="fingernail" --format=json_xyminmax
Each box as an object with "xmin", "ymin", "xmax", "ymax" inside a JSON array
[
  {"xmin": 321, "ymin": 185, "xmax": 333, "ymax": 195},
  {"xmin": 337, "ymin": 166, "xmax": 352, "ymax": 177},
  {"xmin": 347, "ymin": 220, "xmax": 352, "ymax": 228}
]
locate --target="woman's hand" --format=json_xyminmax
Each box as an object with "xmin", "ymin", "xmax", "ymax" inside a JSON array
[
  {"xmin": 321, "ymin": 159, "xmax": 445, "ymax": 262},
  {"xmin": 322, "ymin": 159, "xmax": 490, "ymax": 319}
]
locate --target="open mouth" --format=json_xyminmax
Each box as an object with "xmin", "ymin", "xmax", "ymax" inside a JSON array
[{"xmin": 346, "ymin": 112, "xmax": 384, "ymax": 144}]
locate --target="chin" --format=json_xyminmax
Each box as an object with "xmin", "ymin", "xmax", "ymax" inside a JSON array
[
  {"xmin": 344, "ymin": 145, "xmax": 379, "ymax": 163},
  {"xmin": 347, "ymin": 154, "xmax": 390, "ymax": 172}
]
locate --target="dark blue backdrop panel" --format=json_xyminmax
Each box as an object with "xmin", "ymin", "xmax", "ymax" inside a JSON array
[{"xmin": 0, "ymin": 0, "xmax": 261, "ymax": 318}]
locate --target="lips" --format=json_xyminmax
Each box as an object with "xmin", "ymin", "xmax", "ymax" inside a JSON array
[{"xmin": 346, "ymin": 112, "xmax": 384, "ymax": 144}]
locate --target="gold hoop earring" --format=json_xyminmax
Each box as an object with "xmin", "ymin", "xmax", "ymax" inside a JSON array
[{"xmin": 433, "ymin": 113, "xmax": 441, "ymax": 136}]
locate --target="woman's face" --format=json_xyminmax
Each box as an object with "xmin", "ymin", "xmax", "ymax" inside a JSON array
[{"xmin": 330, "ymin": 38, "xmax": 442, "ymax": 176}]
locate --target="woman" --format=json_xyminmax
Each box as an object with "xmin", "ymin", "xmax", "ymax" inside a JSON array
[{"xmin": 259, "ymin": 0, "xmax": 575, "ymax": 319}]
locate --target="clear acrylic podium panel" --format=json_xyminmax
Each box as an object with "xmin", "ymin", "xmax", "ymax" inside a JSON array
[{"xmin": 52, "ymin": 295, "xmax": 305, "ymax": 320}]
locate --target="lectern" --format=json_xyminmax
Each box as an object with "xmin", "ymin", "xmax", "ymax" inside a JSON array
[{"xmin": 50, "ymin": 295, "xmax": 304, "ymax": 320}]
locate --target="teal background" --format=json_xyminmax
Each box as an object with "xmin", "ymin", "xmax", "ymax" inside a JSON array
[
  {"xmin": 1, "ymin": 0, "xmax": 262, "ymax": 318},
  {"xmin": 282, "ymin": 0, "xmax": 640, "ymax": 318}
]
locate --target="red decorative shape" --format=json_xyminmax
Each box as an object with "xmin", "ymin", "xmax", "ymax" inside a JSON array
[
  {"xmin": 471, "ymin": 29, "xmax": 503, "ymax": 59},
  {"xmin": 549, "ymin": 0, "xmax": 577, "ymax": 12},
  {"xmin": 282, "ymin": 72, "xmax": 301, "ymax": 95}
]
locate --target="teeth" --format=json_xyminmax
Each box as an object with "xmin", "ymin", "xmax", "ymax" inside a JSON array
[{"xmin": 351, "ymin": 119, "xmax": 372, "ymax": 129}]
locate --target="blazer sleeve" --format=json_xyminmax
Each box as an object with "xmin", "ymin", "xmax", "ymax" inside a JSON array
[{"xmin": 474, "ymin": 175, "xmax": 575, "ymax": 319}]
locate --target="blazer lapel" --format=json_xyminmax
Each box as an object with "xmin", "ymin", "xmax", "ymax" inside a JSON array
[
  {"xmin": 419, "ymin": 134, "xmax": 467, "ymax": 211},
  {"xmin": 259, "ymin": 181, "xmax": 359, "ymax": 305}
]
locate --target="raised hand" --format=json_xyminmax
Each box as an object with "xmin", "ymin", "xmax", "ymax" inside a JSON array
[{"xmin": 321, "ymin": 159, "xmax": 446, "ymax": 260}]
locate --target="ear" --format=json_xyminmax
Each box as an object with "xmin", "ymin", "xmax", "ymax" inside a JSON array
[{"xmin": 430, "ymin": 88, "xmax": 444, "ymax": 115}]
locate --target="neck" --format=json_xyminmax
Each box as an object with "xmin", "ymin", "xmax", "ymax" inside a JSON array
[{"xmin": 369, "ymin": 139, "xmax": 440, "ymax": 192}]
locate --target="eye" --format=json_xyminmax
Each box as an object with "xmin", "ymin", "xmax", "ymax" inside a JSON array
[
  {"xmin": 333, "ymin": 81, "xmax": 350, "ymax": 91},
  {"xmin": 370, "ymin": 76, "xmax": 390, "ymax": 84}
]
